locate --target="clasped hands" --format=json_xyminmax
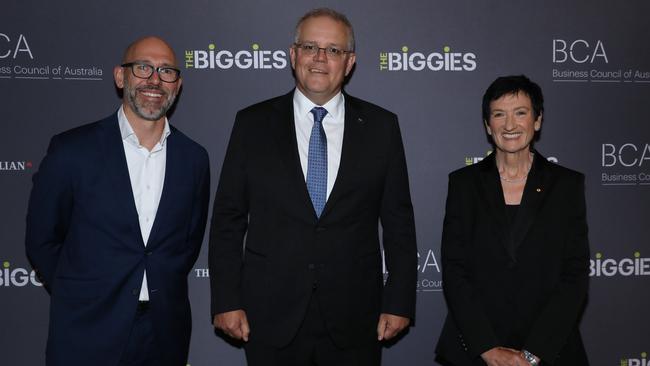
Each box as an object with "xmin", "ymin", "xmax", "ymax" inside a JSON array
[
  {"xmin": 213, "ymin": 310, "xmax": 410, "ymax": 342},
  {"xmin": 481, "ymin": 347, "xmax": 540, "ymax": 366}
]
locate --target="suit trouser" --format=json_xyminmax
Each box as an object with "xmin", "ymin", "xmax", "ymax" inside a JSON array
[
  {"xmin": 118, "ymin": 302, "xmax": 161, "ymax": 366},
  {"xmin": 245, "ymin": 290, "xmax": 381, "ymax": 366}
]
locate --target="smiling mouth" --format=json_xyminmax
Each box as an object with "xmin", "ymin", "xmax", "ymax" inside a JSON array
[
  {"xmin": 502, "ymin": 132, "xmax": 523, "ymax": 139},
  {"xmin": 139, "ymin": 89, "xmax": 164, "ymax": 99},
  {"xmin": 309, "ymin": 68, "xmax": 327, "ymax": 74}
]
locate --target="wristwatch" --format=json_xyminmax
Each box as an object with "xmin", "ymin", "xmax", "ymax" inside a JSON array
[{"xmin": 522, "ymin": 350, "xmax": 539, "ymax": 365}]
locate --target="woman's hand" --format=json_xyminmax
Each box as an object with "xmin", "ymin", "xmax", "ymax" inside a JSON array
[{"xmin": 481, "ymin": 347, "xmax": 526, "ymax": 366}]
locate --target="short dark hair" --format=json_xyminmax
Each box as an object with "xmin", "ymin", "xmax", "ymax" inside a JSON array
[
  {"xmin": 294, "ymin": 8, "xmax": 355, "ymax": 51},
  {"xmin": 482, "ymin": 75, "xmax": 544, "ymax": 122}
]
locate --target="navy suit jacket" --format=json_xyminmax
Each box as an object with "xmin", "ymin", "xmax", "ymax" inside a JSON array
[{"xmin": 25, "ymin": 113, "xmax": 210, "ymax": 366}]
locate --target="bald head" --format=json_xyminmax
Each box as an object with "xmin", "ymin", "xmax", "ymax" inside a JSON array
[
  {"xmin": 121, "ymin": 36, "xmax": 178, "ymax": 67},
  {"xmin": 114, "ymin": 35, "xmax": 182, "ymax": 124}
]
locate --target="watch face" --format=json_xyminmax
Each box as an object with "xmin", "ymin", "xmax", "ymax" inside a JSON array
[{"xmin": 523, "ymin": 351, "xmax": 537, "ymax": 365}]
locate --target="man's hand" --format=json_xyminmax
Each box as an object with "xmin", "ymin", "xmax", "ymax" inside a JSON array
[
  {"xmin": 213, "ymin": 310, "xmax": 250, "ymax": 341},
  {"xmin": 376, "ymin": 313, "xmax": 410, "ymax": 341},
  {"xmin": 481, "ymin": 347, "xmax": 523, "ymax": 366}
]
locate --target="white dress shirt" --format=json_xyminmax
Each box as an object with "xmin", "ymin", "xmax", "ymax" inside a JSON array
[
  {"xmin": 117, "ymin": 106, "xmax": 170, "ymax": 301},
  {"xmin": 293, "ymin": 89, "xmax": 345, "ymax": 200}
]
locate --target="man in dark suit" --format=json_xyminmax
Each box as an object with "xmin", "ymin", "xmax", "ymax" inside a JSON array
[
  {"xmin": 209, "ymin": 8, "xmax": 417, "ymax": 366},
  {"xmin": 25, "ymin": 36, "xmax": 210, "ymax": 366}
]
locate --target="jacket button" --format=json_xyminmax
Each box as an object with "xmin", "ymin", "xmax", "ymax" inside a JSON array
[
  {"xmin": 308, "ymin": 264, "xmax": 315, "ymax": 270},
  {"xmin": 145, "ymin": 251, "xmax": 152, "ymax": 256},
  {"xmin": 315, "ymin": 226, "xmax": 326, "ymax": 232}
]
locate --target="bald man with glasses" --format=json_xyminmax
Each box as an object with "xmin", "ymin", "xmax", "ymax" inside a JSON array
[{"xmin": 26, "ymin": 36, "xmax": 210, "ymax": 366}]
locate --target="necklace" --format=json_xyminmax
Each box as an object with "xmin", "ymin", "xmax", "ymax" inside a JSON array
[
  {"xmin": 499, "ymin": 153, "xmax": 533, "ymax": 183},
  {"xmin": 500, "ymin": 174, "xmax": 528, "ymax": 183}
]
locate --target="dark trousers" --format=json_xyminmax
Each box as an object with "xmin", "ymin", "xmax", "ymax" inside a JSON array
[
  {"xmin": 118, "ymin": 302, "xmax": 161, "ymax": 366},
  {"xmin": 245, "ymin": 292, "xmax": 381, "ymax": 366}
]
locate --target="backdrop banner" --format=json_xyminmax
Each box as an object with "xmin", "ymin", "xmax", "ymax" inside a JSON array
[{"xmin": 2, "ymin": 1, "xmax": 649, "ymax": 365}]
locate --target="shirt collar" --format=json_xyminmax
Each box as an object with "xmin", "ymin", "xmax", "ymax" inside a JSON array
[
  {"xmin": 293, "ymin": 88, "xmax": 345, "ymax": 122},
  {"xmin": 117, "ymin": 105, "xmax": 171, "ymax": 148}
]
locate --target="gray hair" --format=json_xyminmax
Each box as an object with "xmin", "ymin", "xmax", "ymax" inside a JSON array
[{"xmin": 293, "ymin": 8, "xmax": 355, "ymax": 52}]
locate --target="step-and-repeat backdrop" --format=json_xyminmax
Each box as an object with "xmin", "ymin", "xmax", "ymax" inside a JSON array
[{"xmin": 2, "ymin": 1, "xmax": 649, "ymax": 365}]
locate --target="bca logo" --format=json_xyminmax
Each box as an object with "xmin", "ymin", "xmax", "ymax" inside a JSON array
[
  {"xmin": 0, "ymin": 33, "xmax": 33, "ymax": 59},
  {"xmin": 602, "ymin": 143, "xmax": 650, "ymax": 167},
  {"xmin": 552, "ymin": 39, "xmax": 608, "ymax": 64}
]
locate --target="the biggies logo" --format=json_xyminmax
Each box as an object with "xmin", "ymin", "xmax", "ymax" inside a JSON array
[
  {"xmin": 194, "ymin": 268, "xmax": 209, "ymax": 278},
  {"xmin": 0, "ymin": 261, "xmax": 42, "ymax": 287},
  {"xmin": 590, "ymin": 252, "xmax": 650, "ymax": 277},
  {"xmin": 0, "ymin": 160, "xmax": 32, "ymax": 171},
  {"xmin": 552, "ymin": 38, "xmax": 650, "ymax": 84},
  {"xmin": 379, "ymin": 45, "xmax": 477, "ymax": 72},
  {"xmin": 466, "ymin": 150, "xmax": 494, "ymax": 166},
  {"xmin": 621, "ymin": 352, "xmax": 649, "ymax": 366},
  {"xmin": 1, "ymin": 32, "xmax": 104, "ymax": 81},
  {"xmin": 601, "ymin": 143, "xmax": 650, "ymax": 186},
  {"xmin": 185, "ymin": 43, "xmax": 288, "ymax": 70},
  {"xmin": 464, "ymin": 151, "xmax": 558, "ymax": 166}
]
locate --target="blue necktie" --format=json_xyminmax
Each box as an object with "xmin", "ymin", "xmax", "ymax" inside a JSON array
[{"xmin": 306, "ymin": 107, "xmax": 328, "ymax": 218}]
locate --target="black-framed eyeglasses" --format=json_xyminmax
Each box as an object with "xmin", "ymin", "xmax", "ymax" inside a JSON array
[
  {"xmin": 121, "ymin": 62, "xmax": 181, "ymax": 83},
  {"xmin": 293, "ymin": 43, "xmax": 353, "ymax": 58}
]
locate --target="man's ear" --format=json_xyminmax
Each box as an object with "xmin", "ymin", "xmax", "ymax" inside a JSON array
[{"xmin": 113, "ymin": 65, "xmax": 125, "ymax": 89}]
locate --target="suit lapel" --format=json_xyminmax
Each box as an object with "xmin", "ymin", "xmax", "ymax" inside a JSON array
[
  {"xmin": 510, "ymin": 151, "xmax": 552, "ymax": 253},
  {"xmin": 477, "ymin": 153, "xmax": 512, "ymax": 258},
  {"xmin": 146, "ymin": 129, "xmax": 181, "ymax": 248},
  {"xmin": 271, "ymin": 91, "xmax": 319, "ymax": 220},
  {"xmin": 96, "ymin": 114, "xmax": 143, "ymax": 246},
  {"xmin": 320, "ymin": 94, "xmax": 365, "ymax": 219}
]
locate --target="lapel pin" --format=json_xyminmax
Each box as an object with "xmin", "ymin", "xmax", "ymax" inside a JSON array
[
  {"xmin": 357, "ymin": 117, "xmax": 364, "ymax": 124},
  {"xmin": 536, "ymin": 188, "xmax": 542, "ymax": 192}
]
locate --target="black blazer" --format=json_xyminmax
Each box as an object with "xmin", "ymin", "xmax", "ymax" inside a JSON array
[
  {"xmin": 25, "ymin": 114, "xmax": 210, "ymax": 366},
  {"xmin": 209, "ymin": 91, "xmax": 417, "ymax": 348},
  {"xmin": 435, "ymin": 151, "xmax": 590, "ymax": 366}
]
